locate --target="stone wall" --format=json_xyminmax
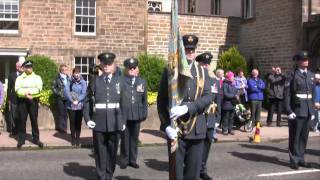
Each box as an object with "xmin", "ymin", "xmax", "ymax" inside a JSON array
[
  {"xmin": 147, "ymin": 12, "xmax": 241, "ymax": 69},
  {"xmin": 0, "ymin": 0, "xmax": 147, "ymax": 66},
  {"xmin": 239, "ymin": 0, "xmax": 302, "ymax": 75}
]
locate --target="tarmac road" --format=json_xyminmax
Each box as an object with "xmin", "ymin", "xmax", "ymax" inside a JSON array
[{"xmin": 0, "ymin": 137, "xmax": 319, "ymax": 180}]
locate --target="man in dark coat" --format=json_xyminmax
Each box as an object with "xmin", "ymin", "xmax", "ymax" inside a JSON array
[
  {"xmin": 266, "ymin": 66, "xmax": 285, "ymax": 127},
  {"xmin": 83, "ymin": 52, "xmax": 126, "ymax": 180},
  {"xmin": 119, "ymin": 58, "xmax": 148, "ymax": 169},
  {"xmin": 157, "ymin": 35, "xmax": 212, "ymax": 180},
  {"xmin": 196, "ymin": 52, "xmax": 221, "ymax": 180},
  {"xmin": 284, "ymin": 51, "xmax": 315, "ymax": 170},
  {"xmin": 52, "ymin": 64, "xmax": 69, "ymax": 133},
  {"xmin": 6, "ymin": 59, "xmax": 24, "ymax": 135}
]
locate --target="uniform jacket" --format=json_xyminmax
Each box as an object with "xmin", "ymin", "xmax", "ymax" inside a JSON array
[
  {"xmin": 247, "ymin": 77, "xmax": 265, "ymax": 101},
  {"xmin": 15, "ymin": 72, "xmax": 43, "ymax": 98},
  {"xmin": 121, "ymin": 75, "xmax": 148, "ymax": 121},
  {"xmin": 266, "ymin": 73, "xmax": 285, "ymax": 100},
  {"xmin": 64, "ymin": 76, "xmax": 87, "ymax": 110},
  {"xmin": 52, "ymin": 74, "xmax": 69, "ymax": 100},
  {"xmin": 83, "ymin": 74, "xmax": 125, "ymax": 132},
  {"xmin": 7, "ymin": 71, "xmax": 19, "ymax": 103},
  {"xmin": 221, "ymin": 80, "xmax": 238, "ymax": 111},
  {"xmin": 157, "ymin": 63, "xmax": 212, "ymax": 140},
  {"xmin": 284, "ymin": 69, "xmax": 315, "ymax": 117},
  {"xmin": 206, "ymin": 77, "xmax": 221, "ymax": 128}
]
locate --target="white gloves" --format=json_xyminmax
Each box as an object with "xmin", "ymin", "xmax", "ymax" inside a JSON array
[
  {"xmin": 170, "ymin": 105, "xmax": 188, "ymax": 120},
  {"xmin": 87, "ymin": 120, "xmax": 96, "ymax": 129},
  {"xmin": 165, "ymin": 126, "xmax": 179, "ymax": 140},
  {"xmin": 121, "ymin": 125, "xmax": 126, "ymax": 131},
  {"xmin": 288, "ymin": 113, "xmax": 296, "ymax": 120},
  {"xmin": 311, "ymin": 115, "xmax": 315, "ymax": 120}
]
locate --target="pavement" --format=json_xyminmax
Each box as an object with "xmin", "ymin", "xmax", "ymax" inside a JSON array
[{"xmin": 0, "ymin": 111, "xmax": 319, "ymax": 149}]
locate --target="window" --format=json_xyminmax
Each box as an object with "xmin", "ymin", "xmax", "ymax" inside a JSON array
[
  {"xmin": 243, "ymin": 0, "xmax": 255, "ymax": 19},
  {"xmin": 74, "ymin": 0, "xmax": 96, "ymax": 36},
  {"xmin": 148, "ymin": 1, "xmax": 162, "ymax": 12},
  {"xmin": 188, "ymin": 0, "xmax": 196, "ymax": 13},
  {"xmin": 0, "ymin": 0, "xmax": 19, "ymax": 34},
  {"xmin": 211, "ymin": 0, "xmax": 221, "ymax": 15},
  {"xmin": 74, "ymin": 56, "xmax": 95, "ymax": 82}
]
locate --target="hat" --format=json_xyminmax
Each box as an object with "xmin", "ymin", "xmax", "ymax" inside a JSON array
[
  {"xmin": 293, "ymin": 51, "xmax": 309, "ymax": 61},
  {"xmin": 226, "ymin": 71, "xmax": 234, "ymax": 80},
  {"xmin": 22, "ymin": 60, "xmax": 33, "ymax": 68},
  {"xmin": 182, "ymin": 34, "xmax": 198, "ymax": 50},
  {"xmin": 124, "ymin": 58, "xmax": 138, "ymax": 69},
  {"xmin": 195, "ymin": 52, "xmax": 213, "ymax": 65},
  {"xmin": 98, "ymin": 52, "xmax": 116, "ymax": 65}
]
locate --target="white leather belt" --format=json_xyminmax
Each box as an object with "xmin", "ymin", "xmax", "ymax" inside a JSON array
[
  {"xmin": 95, "ymin": 103, "xmax": 120, "ymax": 109},
  {"xmin": 296, "ymin": 94, "xmax": 312, "ymax": 99}
]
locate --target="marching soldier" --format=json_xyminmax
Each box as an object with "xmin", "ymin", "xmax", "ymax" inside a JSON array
[
  {"xmin": 285, "ymin": 51, "xmax": 315, "ymax": 170},
  {"xmin": 157, "ymin": 35, "xmax": 212, "ymax": 180},
  {"xmin": 15, "ymin": 60, "xmax": 43, "ymax": 148},
  {"xmin": 119, "ymin": 58, "xmax": 148, "ymax": 169},
  {"xmin": 83, "ymin": 52, "xmax": 125, "ymax": 180},
  {"xmin": 196, "ymin": 53, "xmax": 221, "ymax": 180}
]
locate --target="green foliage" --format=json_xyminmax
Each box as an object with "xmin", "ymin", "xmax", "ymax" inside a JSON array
[
  {"xmin": 217, "ymin": 46, "xmax": 247, "ymax": 75},
  {"xmin": 27, "ymin": 55, "xmax": 58, "ymax": 90},
  {"xmin": 137, "ymin": 53, "xmax": 166, "ymax": 92}
]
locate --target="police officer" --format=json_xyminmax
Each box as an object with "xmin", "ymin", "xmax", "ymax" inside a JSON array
[
  {"xmin": 119, "ymin": 58, "xmax": 148, "ymax": 169},
  {"xmin": 196, "ymin": 53, "xmax": 221, "ymax": 180},
  {"xmin": 157, "ymin": 35, "xmax": 212, "ymax": 180},
  {"xmin": 285, "ymin": 51, "xmax": 314, "ymax": 170},
  {"xmin": 83, "ymin": 52, "xmax": 126, "ymax": 180},
  {"xmin": 15, "ymin": 60, "xmax": 44, "ymax": 148}
]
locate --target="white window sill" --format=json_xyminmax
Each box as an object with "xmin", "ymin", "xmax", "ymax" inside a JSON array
[
  {"xmin": 0, "ymin": 30, "xmax": 19, "ymax": 34},
  {"xmin": 74, "ymin": 32, "xmax": 96, "ymax": 37}
]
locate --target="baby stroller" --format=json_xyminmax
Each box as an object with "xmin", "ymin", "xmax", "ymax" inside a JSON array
[{"xmin": 234, "ymin": 104, "xmax": 253, "ymax": 132}]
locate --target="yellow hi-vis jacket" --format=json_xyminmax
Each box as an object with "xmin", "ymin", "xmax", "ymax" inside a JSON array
[{"xmin": 15, "ymin": 72, "xmax": 43, "ymax": 98}]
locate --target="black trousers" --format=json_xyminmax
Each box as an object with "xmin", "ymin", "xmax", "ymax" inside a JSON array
[
  {"xmin": 8, "ymin": 102, "xmax": 19, "ymax": 134},
  {"xmin": 250, "ymin": 100, "xmax": 262, "ymax": 125},
  {"xmin": 120, "ymin": 120, "xmax": 141, "ymax": 164},
  {"xmin": 288, "ymin": 117, "xmax": 310, "ymax": 164},
  {"xmin": 267, "ymin": 98, "xmax": 283, "ymax": 124},
  {"xmin": 67, "ymin": 109, "xmax": 83, "ymax": 142},
  {"xmin": 57, "ymin": 98, "xmax": 68, "ymax": 131},
  {"xmin": 200, "ymin": 128, "xmax": 214, "ymax": 175},
  {"xmin": 222, "ymin": 110, "xmax": 234, "ymax": 132},
  {"xmin": 93, "ymin": 131, "xmax": 119, "ymax": 180},
  {"xmin": 17, "ymin": 98, "xmax": 39, "ymax": 143},
  {"xmin": 170, "ymin": 138, "xmax": 203, "ymax": 180}
]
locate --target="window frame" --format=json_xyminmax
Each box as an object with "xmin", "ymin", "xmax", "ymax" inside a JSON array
[
  {"xmin": 0, "ymin": 0, "xmax": 19, "ymax": 34},
  {"xmin": 211, "ymin": 0, "xmax": 221, "ymax": 15},
  {"xmin": 74, "ymin": 0, "xmax": 96, "ymax": 36},
  {"xmin": 147, "ymin": 1, "xmax": 162, "ymax": 12},
  {"xmin": 74, "ymin": 56, "xmax": 95, "ymax": 83},
  {"xmin": 243, "ymin": 0, "xmax": 255, "ymax": 19}
]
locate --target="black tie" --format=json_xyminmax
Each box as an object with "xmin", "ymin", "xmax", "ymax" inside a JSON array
[
  {"xmin": 302, "ymin": 71, "xmax": 307, "ymax": 77},
  {"xmin": 105, "ymin": 76, "xmax": 110, "ymax": 84}
]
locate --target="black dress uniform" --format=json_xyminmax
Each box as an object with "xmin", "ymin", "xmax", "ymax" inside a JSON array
[
  {"xmin": 196, "ymin": 53, "xmax": 221, "ymax": 180},
  {"xmin": 157, "ymin": 34, "xmax": 213, "ymax": 180},
  {"xmin": 83, "ymin": 53, "xmax": 125, "ymax": 180},
  {"xmin": 284, "ymin": 51, "xmax": 315, "ymax": 169},
  {"xmin": 120, "ymin": 58, "xmax": 148, "ymax": 168},
  {"xmin": 7, "ymin": 70, "xmax": 21, "ymax": 134}
]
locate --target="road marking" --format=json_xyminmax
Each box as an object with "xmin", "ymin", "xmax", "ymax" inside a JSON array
[{"xmin": 258, "ymin": 169, "xmax": 320, "ymax": 177}]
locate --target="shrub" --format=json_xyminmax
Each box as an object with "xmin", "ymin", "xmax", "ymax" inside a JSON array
[
  {"xmin": 147, "ymin": 91, "xmax": 158, "ymax": 106},
  {"xmin": 137, "ymin": 53, "xmax": 166, "ymax": 92},
  {"xmin": 217, "ymin": 46, "xmax": 247, "ymax": 75},
  {"xmin": 26, "ymin": 55, "xmax": 58, "ymax": 106},
  {"xmin": 27, "ymin": 55, "xmax": 58, "ymax": 90}
]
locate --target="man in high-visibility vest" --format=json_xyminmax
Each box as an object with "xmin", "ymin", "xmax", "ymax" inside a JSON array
[{"xmin": 15, "ymin": 60, "xmax": 43, "ymax": 149}]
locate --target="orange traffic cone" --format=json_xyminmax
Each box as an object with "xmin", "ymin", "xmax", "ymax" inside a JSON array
[{"xmin": 252, "ymin": 122, "xmax": 261, "ymax": 143}]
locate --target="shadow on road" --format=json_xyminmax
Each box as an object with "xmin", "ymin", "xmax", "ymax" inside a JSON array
[
  {"xmin": 239, "ymin": 143, "xmax": 287, "ymax": 154},
  {"xmin": 229, "ymin": 151, "xmax": 290, "ymax": 168},
  {"xmin": 63, "ymin": 162, "xmax": 96, "ymax": 180},
  {"xmin": 114, "ymin": 176, "xmax": 143, "ymax": 180},
  {"xmin": 140, "ymin": 129, "xmax": 166, "ymax": 139},
  {"xmin": 144, "ymin": 159, "xmax": 168, "ymax": 172},
  {"xmin": 306, "ymin": 148, "xmax": 320, "ymax": 157}
]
